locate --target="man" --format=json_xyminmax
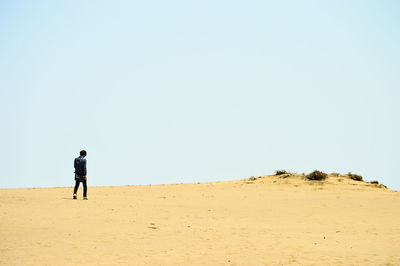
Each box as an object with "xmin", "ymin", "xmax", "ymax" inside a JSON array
[{"xmin": 73, "ymin": 150, "xmax": 88, "ymax": 200}]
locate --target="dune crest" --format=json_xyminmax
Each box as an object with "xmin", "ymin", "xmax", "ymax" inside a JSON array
[{"xmin": 245, "ymin": 172, "xmax": 390, "ymax": 190}]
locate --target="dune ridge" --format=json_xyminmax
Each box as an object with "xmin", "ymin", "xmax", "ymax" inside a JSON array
[
  {"xmin": 1, "ymin": 174, "xmax": 399, "ymax": 265},
  {"xmin": 246, "ymin": 172, "xmax": 390, "ymax": 190}
]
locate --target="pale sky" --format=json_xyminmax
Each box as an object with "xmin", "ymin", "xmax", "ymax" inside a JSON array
[{"xmin": 1, "ymin": 1, "xmax": 399, "ymax": 190}]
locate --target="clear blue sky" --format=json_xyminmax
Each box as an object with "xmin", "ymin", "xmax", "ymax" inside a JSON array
[{"xmin": 1, "ymin": 1, "xmax": 399, "ymax": 190}]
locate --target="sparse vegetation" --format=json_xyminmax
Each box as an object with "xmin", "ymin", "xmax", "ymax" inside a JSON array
[
  {"xmin": 348, "ymin": 172, "xmax": 363, "ymax": 181},
  {"xmin": 368, "ymin": 180, "xmax": 387, "ymax": 189},
  {"xmin": 275, "ymin": 170, "xmax": 289, "ymax": 175},
  {"xmin": 306, "ymin": 170, "xmax": 328, "ymax": 181},
  {"xmin": 248, "ymin": 176, "xmax": 257, "ymax": 181},
  {"xmin": 261, "ymin": 169, "xmax": 388, "ymax": 188}
]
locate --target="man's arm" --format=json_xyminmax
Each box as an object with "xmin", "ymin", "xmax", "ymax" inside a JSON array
[{"xmin": 83, "ymin": 159, "xmax": 87, "ymax": 179}]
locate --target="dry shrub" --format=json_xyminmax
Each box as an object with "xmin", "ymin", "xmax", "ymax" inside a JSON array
[
  {"xmin": 348, "ymin": 172, "xmax": 363, "ymax": 181},
  {"xmin": 368, "ymin": 180, "xmax": 388, "ymax": 188},
  {"xmin": 275, "ymin": 170, "xmax": 289, "ymax": 175},
  {"xmin": 248, "ymin": 176, "xmax": 257, "ymax": 181},
  {"xmin": 306, "ymin": 170, "xmax": 328, "ymax": 181}
]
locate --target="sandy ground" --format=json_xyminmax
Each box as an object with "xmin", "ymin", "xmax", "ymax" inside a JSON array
[{"xmin": 1, "ymin": 174, "xmax": 399, "ymax": 265}]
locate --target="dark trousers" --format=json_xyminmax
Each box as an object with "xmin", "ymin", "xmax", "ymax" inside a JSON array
[{"xmin": 73, "ymin": 179, "xmax": 87, "ymax": 197}]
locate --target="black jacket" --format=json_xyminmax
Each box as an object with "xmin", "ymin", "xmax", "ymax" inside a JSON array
[{"xmin": 74, "ymin": 156, "xmax": 87, "ymax": 177}]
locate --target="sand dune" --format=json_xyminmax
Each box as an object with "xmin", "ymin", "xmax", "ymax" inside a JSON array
[{"xmin": 1, "ymin": 174, "xmax": 399, "ymax": 265}]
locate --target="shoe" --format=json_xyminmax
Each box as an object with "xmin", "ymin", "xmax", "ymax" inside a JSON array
[
  {"xmin": 83, "ymin": 197, "xmax": 88, "ymax": 200},
  {"xmin": 73, "ymin": 194, "xmax": 77, "ymax": 200}
]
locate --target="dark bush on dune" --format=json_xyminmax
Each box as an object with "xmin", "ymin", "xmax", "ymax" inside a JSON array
[
  {"xmin": 275, "ymin": 170, "xmax": 289, "ymax": 175},
  {"xmin": 348, "ymin": 172, "xmax": 363, "ymax": 181},
  {"xmin": 306, "ymin": 170, "xmax": 328, "ymax": 181},
  {"xmin": 369, "ymin": 180, "xmax": 387, "ymax": 188}
]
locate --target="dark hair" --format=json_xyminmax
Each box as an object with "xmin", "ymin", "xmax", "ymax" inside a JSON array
[{"xmin": 80, "ymin": 150, "xmax": 87, "ymax": 156}]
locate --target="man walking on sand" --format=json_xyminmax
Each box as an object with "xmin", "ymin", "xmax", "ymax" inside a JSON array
[{"xmin": 73, "ymin": 150, "xmax": 88, "ymax": 200}]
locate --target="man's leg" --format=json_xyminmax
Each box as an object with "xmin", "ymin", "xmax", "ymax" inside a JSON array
[
  {"xmin": 73, "ymin": 180, "xmax": 80, "ymax": 196},
  {"xmin": 82, "ymin": 179, "xmax": 87, "ymax": 198}
]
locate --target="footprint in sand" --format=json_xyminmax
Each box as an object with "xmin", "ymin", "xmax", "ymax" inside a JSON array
[{"xmin": 148, "ymin": 223, "xmax": 158, "ymax": 229}]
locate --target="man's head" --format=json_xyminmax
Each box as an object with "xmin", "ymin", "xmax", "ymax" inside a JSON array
[{"xmin": 80, "ymin": 150, "xmax": 87, "ymax": 157}]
